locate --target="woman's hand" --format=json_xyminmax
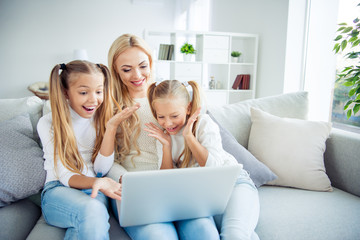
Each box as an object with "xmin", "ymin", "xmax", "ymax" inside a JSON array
[
  {"xmin": 183, "ymin": 107, "xmax": 201, "ymax": 139},
  {"xmin": 107, "ymin": 103, "xmax": 140, "ymax": 130},
  {"xmin": 91, "ymin": 177, "xmax": 122, "ymax": 200},
  {"xmin": 144, "ymin": 122, "xmax": 171, "ymax": 147}
]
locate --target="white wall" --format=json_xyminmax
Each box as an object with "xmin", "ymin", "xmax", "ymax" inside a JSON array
[
  {"xmin": 0, "ymin": 0, "xmax": 176, "ymax": 98},
  {"xmin": 209, "ymin": 0, "xmax": 289, "ymax": 98}
]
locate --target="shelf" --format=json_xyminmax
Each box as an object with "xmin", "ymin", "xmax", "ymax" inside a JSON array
[{"xmin": 144, "ymin": 30, "xmax": 259, "ymax": 106}]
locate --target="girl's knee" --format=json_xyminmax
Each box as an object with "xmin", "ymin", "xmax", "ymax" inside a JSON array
[{"xmin": 177, "ymin": 218, "xmax": 219, "ymax": 240}]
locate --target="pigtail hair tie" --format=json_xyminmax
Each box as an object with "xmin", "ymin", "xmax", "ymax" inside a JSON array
[
  {"xmin": 182, "ymin": 81, "xmax": 193, "ymax": 102},
  {"xmin": 96, "ymin": 64, "xmax": 101, "ymax": 68},
  {"xmin": 60, "ymin": 63, "xmax": 66, "ymax": 70}
]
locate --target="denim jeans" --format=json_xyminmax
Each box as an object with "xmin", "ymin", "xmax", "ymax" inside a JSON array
[
  {"xmin": 214, "ymin": 169, "xmax": 260, "ymax": 240},
  {"xmin": 41, "ymin": 181, "xmax": 110, "ymax": 240},
  {"xmin": 110, "ymin": 199, "xmax": 219, "ymax": 240}
]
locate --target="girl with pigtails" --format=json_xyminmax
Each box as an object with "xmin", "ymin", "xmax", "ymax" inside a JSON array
[
  {"xmin": 37, "ymin": 60, "xmax": 139, "ymax": 240},
  {"xmin": 144, "ymin": 80, "xmax": 260, "ymax": 240}
]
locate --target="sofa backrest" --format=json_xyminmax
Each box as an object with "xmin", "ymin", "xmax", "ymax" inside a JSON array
[
  {"xmin": 207, "ymin": 91, "xmax": 309, "ymax": 148},
  {"xmin": 0, "ymin": 96, "xmax": 44, "ymax": 140}
]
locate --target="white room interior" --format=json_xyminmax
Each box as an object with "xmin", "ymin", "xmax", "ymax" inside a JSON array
[{"xmin": 0, "ymin": 0, "xmax": 340, "ymax": 121}]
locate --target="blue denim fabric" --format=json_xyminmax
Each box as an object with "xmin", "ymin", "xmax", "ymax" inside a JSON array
[
  {"xmin": 110, "ymin": 199, "xmax": 219, "ymax": 240},
  {"xmin": 214, "ymin": 169, "xmax": 260, "ymax": 240},
  {"xmin": 41, "ymin": 181, "xmax": 110, "ymax": 240}
]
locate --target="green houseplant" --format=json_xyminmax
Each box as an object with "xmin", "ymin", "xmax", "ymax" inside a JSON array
[
  {"xmin": 231, "ymin": 51, "xmax": 241, "ymax": 57},
  {"xmin": 180, "ymin": 42, "xmax": 196, "ymax": 55},
  {"xmin": 180, "ymin": 42, "xmax": 196, "ymax": 61},
  {"xmin": 333, "ymin": 5, "xmax": 360, "ymax": 119},
  {"xmin": 231, "ymin": 51, "xmax": 242, "ymax": 63}
]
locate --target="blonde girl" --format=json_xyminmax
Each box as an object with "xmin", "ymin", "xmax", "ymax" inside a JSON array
[
  {"xmin": 107, "ymin": 34, "xmax": 219, "ymax": 240},
  {"xmin": 37, "ymin": 60, "xmax": 138, "ymax": 240},
  {"xmin": 145, "ymin": 80, "xmax": 260, "ymax": 240}
]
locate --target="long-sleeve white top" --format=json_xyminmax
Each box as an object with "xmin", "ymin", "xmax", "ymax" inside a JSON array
[
  {"xmin": 37, "ymin": 107, "xmax": 114, "ymax": 187},
  {"xmin": 156, "ymin": 114, "xmax": 239, "ymax": 168}
]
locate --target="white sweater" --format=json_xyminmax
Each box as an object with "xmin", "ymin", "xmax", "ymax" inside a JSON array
[
  {"xmin": 37, "ymin": 108, "xmax": 114, "ymax": 187},
  {"xmin": 156, "ymin": 114, "xmax": 239, "ymax": 168}
]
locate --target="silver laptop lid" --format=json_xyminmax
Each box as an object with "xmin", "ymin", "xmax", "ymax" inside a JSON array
[{"xmin": 118, "ymin": 164, "xmax": 242, "ymax": 227}]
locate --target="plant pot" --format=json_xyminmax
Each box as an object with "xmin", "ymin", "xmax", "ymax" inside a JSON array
[
  {"xmin": 231, "ymin": 57, "xmax": 239, "ymax": 63},
  {"xmin": 183, "ymin": 54, "xmax": 193, "ymax": 61}
]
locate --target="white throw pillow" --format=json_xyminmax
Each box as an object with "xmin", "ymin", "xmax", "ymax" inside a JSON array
[
  {"xmin": 248, "ymin": 107, "xmax": 333, "ymax": 191},
  {"xmin": 207, "ymin": 91, "xmax": 309, "ymax": 149}
]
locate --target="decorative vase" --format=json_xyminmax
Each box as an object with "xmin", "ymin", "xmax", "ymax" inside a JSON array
[
  {"xmin": 183, "ymin": 54, "xmax": 193, "ymax": 61},
  {"xmin": 231, "ymin": 57, "xmax": 239, "ymax": 63}
]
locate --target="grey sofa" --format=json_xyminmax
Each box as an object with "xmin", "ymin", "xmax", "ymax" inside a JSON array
[{"xmin": 1, "ymin": 91, "xmax": 359, "ymax": 240}]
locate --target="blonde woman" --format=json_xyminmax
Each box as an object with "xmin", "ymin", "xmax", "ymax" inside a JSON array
[
  {"xmin": 108, "ymin": 34, "xmax": 219, "ymax": 240},
  {"xmin": 37, "ymin": 60, "xmax": 138, "ymax": 240}
]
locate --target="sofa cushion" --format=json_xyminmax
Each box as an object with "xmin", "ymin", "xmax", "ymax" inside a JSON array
[
  {"xmin": 0, "ymin": 198, "xmax": 41, "ymax": 240},
  {"xmin": 248, "ymin": 108, "xmax": 332, "ymax": 191},
  {"xmin": 207, "ymin": 91, "xmax": 308, "ymax": 149},
  {"xmin": 0, "ymin": 114, "xmax": 46, "ymax": 207},
  {"xmin": 256, "ymin": 186, "xmax": 360, "ymax": 240},
  {"xmin": 0, "ymin": 96, "xmax": 44, "ymax": 140},
  {"xmin": 26, "ymin": 213, "xmax": 131, "ymax": 240},
  {"xmin": 207, "ymin": 111, "xmax": 277, "ymax": 187}
]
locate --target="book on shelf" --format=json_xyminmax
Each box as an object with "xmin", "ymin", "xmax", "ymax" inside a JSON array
[
  {"xmin": 241, "ymin": 74, "xmax": 250, "ymax": 90},
  {"xmin": 158, "ymin": 44, "xmax": 174, "ymax": 60},
  {"xmin": 232, "ymin": 75, "xmax": 243, "ymax": 89},
  {"xmin": 232, "ymin": 74, "xmax": 250, "ymax": 90}
]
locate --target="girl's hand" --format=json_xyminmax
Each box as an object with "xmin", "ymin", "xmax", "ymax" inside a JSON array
[
  {"xmin": 144, "ymin": 122, "xmax": 171, "ymax": 147},
  {"xmin": 183, "ymin": 107, "xmax": 201, "ymax": 138},
  {"xmin": 106, "ymin": 103, "xmax": 140, "ymax": 130},
  {"xmin": 91, "ymin": 177, "xmax": 122, "ymax": 200}
]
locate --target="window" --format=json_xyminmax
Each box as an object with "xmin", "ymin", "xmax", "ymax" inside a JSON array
[{"xmin": 330, "ymin": 0, "xmax": 360, "ymax": 133}]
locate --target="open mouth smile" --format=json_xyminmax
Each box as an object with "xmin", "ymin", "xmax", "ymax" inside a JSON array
[
  {"xmin": 166, "ymin": 126, "xmax": 178, "ymax": 133},
  {"xmin": 131, "ymin": 78, "xmax": 145, "ymax": 86},
  {"xmin": 83, "ymin": 106, "xmax": 96, "ymax": 113}
]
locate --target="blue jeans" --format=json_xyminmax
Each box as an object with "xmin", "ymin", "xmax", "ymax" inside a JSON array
[
  {"xmin": 214, "ymin": 169, "xmax": 260, "ymax": 240},
  {"xmin": 110, "ymin": 199, "xmax": 219, "ymax": 240},
  {"xmin": 41, "ymin": 181, "xmax": 110, "ymax": 240}
]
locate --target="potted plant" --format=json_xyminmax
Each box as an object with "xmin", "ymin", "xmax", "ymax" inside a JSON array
[
  {"xmin": 180, "ymin": 42, "xmax": 196, "ymax": 61},
  {"xmin": 231, "ymin": 51, "xmax": 242, "ymax": 63},
  {"xmin": 333, "ymin": 9, "xmax": 360, "ymax": 119}
]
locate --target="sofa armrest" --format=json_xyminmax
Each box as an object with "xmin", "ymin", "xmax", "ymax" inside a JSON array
[{"xmin": 324, "ymin": 128, "xmax": 360, "ymax": 197}]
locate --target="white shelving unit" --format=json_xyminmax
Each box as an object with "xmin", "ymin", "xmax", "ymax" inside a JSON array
[{"xmin": 143, "ymin": 30, "xmax": 259, "ymax": 106}]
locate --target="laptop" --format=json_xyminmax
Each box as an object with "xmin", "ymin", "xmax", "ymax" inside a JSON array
[{"xmin": 117, "ymin": 164, "xmax": 243, "ymax": 227}]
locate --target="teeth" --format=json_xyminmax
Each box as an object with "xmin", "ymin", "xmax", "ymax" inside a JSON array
[{"xmin": 84, "ymin": 106, "xmax": 95, "ymax": 111}]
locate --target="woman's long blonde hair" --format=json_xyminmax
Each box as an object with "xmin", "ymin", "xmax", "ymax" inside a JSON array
[
  {"xmin": 49, "ymin": 60, "xmax": 114, "ymax": 174},
  {"xmin": 147, "ymin": 80, "xmax": 202, "ymax": 168},
  {"xmin": 108, "ymin": 34, "xmax": 154, "ymax": 163}
]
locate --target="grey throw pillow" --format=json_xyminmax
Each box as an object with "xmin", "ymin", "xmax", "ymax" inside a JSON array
[
  {"xmin": 207, "ymin": 111, "xmax": 277, "ymax": 187},
  {"xmin": 0, "ymin": 114, "xmax": 46, "ymax": 207}
]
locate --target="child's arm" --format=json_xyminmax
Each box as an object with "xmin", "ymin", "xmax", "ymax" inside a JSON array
[
  {"xmin": 144, "ymin": 122, "xmax": 173, "ymax": 169},
  {"xmin": 183, "ymin": 108, "xmax": 208, "ymax": 167},
  {"xmin": 68, "ymin": 175, "xmax": 121, "ymax": 200},
  {"xmin": 94, "ymin": 103, "xmax": 140, "ymax": 175},
  {"xmin": 100, "ymin": 103, "xmax": 140, "ymax": 156}
]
